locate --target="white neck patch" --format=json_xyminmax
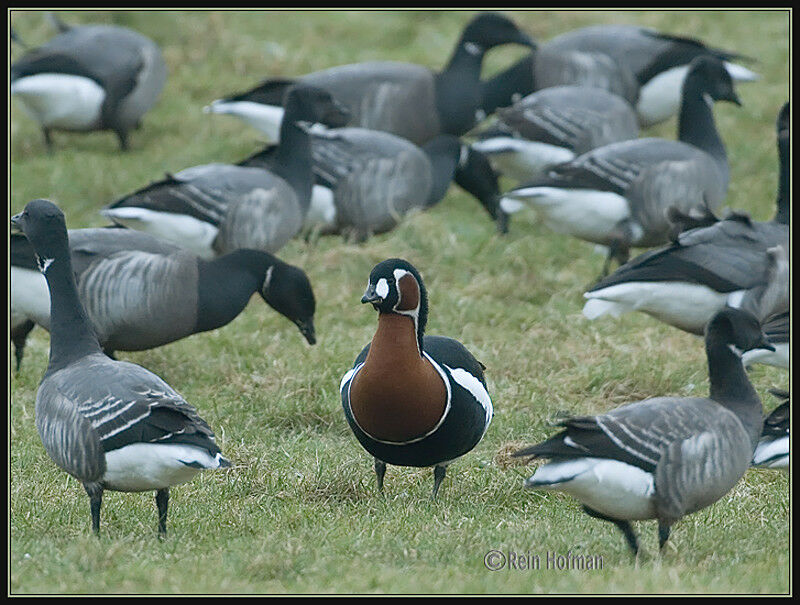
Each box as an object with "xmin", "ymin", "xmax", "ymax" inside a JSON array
[
  {"xmin": 262, "ymin": 265, "xmax": 274, "ymax": 292},
  {"xmin": 703, "ymin": 92, "xmax": 714, "ymax": 109},
  {"xmin": 728, "ymin": 344, "xmax": 744, "ymax": 357},
  {"xmin": 36, "ymin": 255, "xmax": 54, "ymax": 274},
  {"xmin": 392, "ymin": 268, "xmax": 421, "ymax": 351},
  {"xmin": 464, "ymin": 41, "xmax": 483, "ymax": 56}
]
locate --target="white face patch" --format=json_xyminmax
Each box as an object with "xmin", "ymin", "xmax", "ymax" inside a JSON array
[
  {"xmin": 375, "ymin": 278, "xmax": 389, "ymax": 299},
  {"xmin": 36, "ymin": 255, "xmax": 54, "ymax": 274}
]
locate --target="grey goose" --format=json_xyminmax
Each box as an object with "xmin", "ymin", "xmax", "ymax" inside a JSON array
[
  {"xmin": 481, "ymin": 24, "xmax": 756, "ymax": 127},
  {"xmin": 514, "ymin": 307, "xmax": 775, "ymax": 557},
  {"xmin": 737, "ymin": 245, "xmax": 789, "ymax": 370},
  {"xmin": 471, "ymin": 85, "xmax": 639, "ymax": 183},
  {"xmin": 204, "ymin": 13, "xmax": 534, "ymax": 146},
  {"xmin": 241, "ymin": 130, "xmax": 474, "ymax": 241},
  {"xmin": 500, "ymin": 56, "xmax": 741, "ymax": 275},
  {"xmin": 752, "ymin": 389, "xmax": 789, "ymax": 470},
  {"xmin": 102, "ymin": 85, "xmax": 349, "ymax": 258},
  {"xmin": 10, "ymin": 226, "xmax": 316, "ymax": 369},
  {"xmin": 10, "ymin": 18, "xmax": 167, "ymax": 150},
  {"xmin": 583, "ymin": 102, "xmax": 790, "ymax": 335},
  {"xmin": 10, "ymin": 199, "xmax": 231, "ymax": 536}
]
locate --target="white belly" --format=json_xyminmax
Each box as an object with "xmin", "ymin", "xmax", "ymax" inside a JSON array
[
  {"xmin": 742, "ymin": 343, "xmax": 789, "ymax": 370},
  {"xmin": 583, "ymin": 281, "xmax": 740, "ymax": 334},
  {"xmin": 501, "ymin": 187, "xmax": 630, "ymax": 244},
  {"xmin": 636, "ymin": 65, "xmax": 688, "ymax": 127},
  {"xmin": 204, "ymin": 99, "xmax": 283, "ymax": 142},
  {"xmin": 472, "ymin": 137, "xmax": 575, "ymax": 182},
  {"xmin": 101, "ymin": 207, "xmax": 219, "ymax": 259},
  {"xmin": 11, "ymin": 73, "xmax": 105, "ymax": 130},
  {"xmin": 303, "ymin": 185, "xmax": 337, "ymax": 232},
  {"xmin": 752, "ymin": 436, "xmax": 789, "ymax": 469},
  {"xmin": 526, "ymin": 457, "xmax": 656, "ymax": 520},
  {"xmin": 10, "ymin": 266, "xmax": 51, "ymax": 328},
  {"xmin": 103, "ymin": 443, "xmax": 221, "ymax": 492}
]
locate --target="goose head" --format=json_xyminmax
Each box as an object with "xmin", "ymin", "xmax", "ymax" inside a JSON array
[
  {"xmin": 260, "ymin": 260, "xmax": 317, "ymax": 345},
  {"xmin": 361, "ymin": 259, "xmax": 429, "ymax": 345},
  {"xmin": 706, "ymin": 308, "xmax": 774, "ymax": 356},
  {"xmin": 686, "ymin": 56, "xmax": 741, "ymax": 106},
  {"xmin": 10, "ymin": 199, "xmax": 68, "ymax": 273},
  {"xmin": 461, "ymin": 12, "xmax": 536, "ymax": 53},
  {"xmin": 282, "ymin": 84, "xmax": 350, "ymax": 129}
]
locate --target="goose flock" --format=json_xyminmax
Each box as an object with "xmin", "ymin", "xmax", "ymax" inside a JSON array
[{"xmin": 9, "ymin": 11, "xmax": 789, "ymax": 563}]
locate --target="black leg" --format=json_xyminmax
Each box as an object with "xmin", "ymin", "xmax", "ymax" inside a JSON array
[
  {"xmin": 582, "ymin": 506, "xmax": 639, "ymax": 558},
  {"xmin": 156, "ymin": 488, "xmax": 169, "ymax": 538},
  {"xmin": 658, "ymin": 522, "xmax": 671, "ymax": 551},
  {"xmin": 11, "ymin": 319, "xmax": 35, "ymax": 372},
  {"xmin": 83, "ymin": 482, "xmax": 103, "ymax": 535},
  {"xmin": 374, "ymin": 459, "xmax": 387, "ymax": 493},
  {"xmin": 431, "ymin": 465, "xmax": 447, "ymax": 500},
  {"xmin": 42, "ymin": 127, "xmax": 53, "ymax": 152},
  {"xmin": 116, "ymin": 129, "xmax": 129, "ymax": 151}
]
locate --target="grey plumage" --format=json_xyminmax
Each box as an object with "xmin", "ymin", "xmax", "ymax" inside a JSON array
[
  {"xmin": 514, "ymin": 308, "xmax": 773, "ymax": 557},
  {"xmin": 11, "ymin": 227, "xmax": 317, "ymax": 364},
  {"xmin": 10, "ymin": 21, "xmax": 166, "ymax": 150},
  {"xmin": 11, "ymin": 199, "xmax": 230, "ymax": 536},
  {"xmin": 472, "ymin": 86, "xmax": 639, "ymax": 182}
]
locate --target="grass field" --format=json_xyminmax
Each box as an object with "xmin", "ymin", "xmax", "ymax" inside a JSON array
[{"xmin": 9, "ymin": 9, "xmax": 790, "ymax": 594}]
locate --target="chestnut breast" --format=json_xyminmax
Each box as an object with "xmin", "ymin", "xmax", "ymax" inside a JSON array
[{"xmin": 349, "ymin": 313, "xmax": 447, "ymax": 442}]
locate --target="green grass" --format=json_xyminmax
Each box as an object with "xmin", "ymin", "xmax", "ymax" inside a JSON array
[{"xmin": 9, "ymin": 9, "xmax": 790, "ymax": 594}]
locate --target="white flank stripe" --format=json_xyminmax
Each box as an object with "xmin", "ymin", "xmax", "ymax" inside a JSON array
[
  {"xmin": 11, "ymin": 73, "xmax": 105, "ymax": 130},
  {"xmin": 446, "ymin": 366, "xmax": 493, "ymax": 425}
]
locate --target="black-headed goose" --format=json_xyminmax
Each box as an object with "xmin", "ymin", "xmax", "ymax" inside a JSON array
[
  {"xmin": 501, "ymin": 56, "xmax": 741, "ymax": 274},
  {"xmin": 11, "ymin": 200, "xmax": 231, "ymax": 536},
  {"xmin": 471, "ymin": 85, "xmax": 639, "ymax": 183},
  {"xmin": 514, "ymin": 307, "xmax": 774, "ymax": 557},
  {"xmin": 10, "ymin": 19, "xmax": 166, "ymax": 150},
  {"xmin": 204, "ymin": 12, "xmax": 534, "ymax": 145},
  {"xmin": 583, "ymin": 102, "xmax": 790, "ymax": 334},
  {"xmin": 102, "ymin": 85, "xmax": 349, "ymax": 257},
  {"xmin": 341, "ymin": 259, "xmax": 492, "ymax": 499},
  {"xmin": 241, "ymin": 130, "xmax": 477, "ymax": 241},
  {"xmin": 481, "ymin": 24, "xmax": 756, "ymax": 127},
  {"xmin": 10, "ymin": 226, "xmax": 316, "ymax": 366},
  {"xmin": 752, "ymin": 389, "xmax": 789, "ymax": 470}
]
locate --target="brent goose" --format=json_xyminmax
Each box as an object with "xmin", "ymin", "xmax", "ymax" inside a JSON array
[
  {"xmin": 10, "ymin": 227, "xmax": 316, "ymax": 366},
  {"xmin": 514, "ymin": 307, "xmax": 774, "ymax": 557},
  {"xmin": 752, "ymin": 389, "xmax": 789, "ymax": 470},
  {"xmin": 11, "ymin": 18, "xmax": 166, "ymax": 150},
  {"xmin": 11, "ymin": 200, "xmax": 231, "ymax": 536}
]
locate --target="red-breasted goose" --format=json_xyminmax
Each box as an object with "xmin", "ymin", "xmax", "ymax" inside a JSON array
[
  {"xmin": 472, "ymin": 85, "xmax": 639, "ymax": 183},
  {"xmin": 481, "ymin": 24, "xmax": 757, "ymax": 127},
  {"xmin": 340, "ymin": 259, "xmax": 492, "ymax": 499},
  {"xmin": 101, "ymin": 85, "xmax": 349, "ymax": 258},
  {"xmin": 514, "ymin": 307, "xmax": 775, "ymax": 558},
  {"xmin": 501, "ymin": 56, "xmax": 741, "ymax": 275},
  {"xmin": 11, "ymin": 200, "xmax": 231, "ymax": 537},
  {"xmin": 10, "ymin": 18, "xmax": 166, "ymax": 151},
  {"xmin": 583, "ymin": 103, "xmax": 789, "ymax": 334},
  {"xmin": 752, "ymin": 389, "xmax": 789, "ymax": 470},
  {"xmin": 10, "ymin": 226, "xmax": 316, "ymax": 368}
]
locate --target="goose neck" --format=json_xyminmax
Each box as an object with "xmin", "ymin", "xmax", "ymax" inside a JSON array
[
  {"xmin": 678, "ymin": 80, "xmax": 727, "ymax": 171},
  {"xmin": 195, "ymin": 252, "xmax": 265, "ymax": 332}
]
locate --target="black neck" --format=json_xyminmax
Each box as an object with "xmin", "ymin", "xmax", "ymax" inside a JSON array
[
  {"xmin": 195, "ymin": 250, "xmax": 272, "ymax": 332},
  {"xmin": 43, "ymin": 253, "xmax": 104, "ymax": 373},
  {"xmin": 678, "ymin": 78, "xmax": 728, "ymax": 177},
  {"xmin": 705, "ymin": 333, "xmax": 762, "ymax": 445},
  {"xmin": 272, "ymin": 112, "xmax": 313, "ymax": 210},
  {"xmin": 435, "ymin": 39, "xmax": 487, "ymax": 135},
  {"xmin": 774, "ymin": 132, "xmax": 789, "ymax": 224}
]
